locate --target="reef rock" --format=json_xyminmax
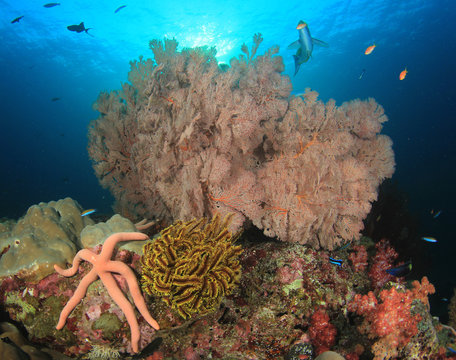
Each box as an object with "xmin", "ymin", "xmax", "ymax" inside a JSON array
[
  {"xmin": 0, "ymin": 198, "xmax": 93, "ymax": 283},
  {"xmin": 0, "ymin": 321, "xmax": 72, "ymax": 360},
  {"xmin": 80, "ymin": 214, "xmax": 147, "ymax": 254}
]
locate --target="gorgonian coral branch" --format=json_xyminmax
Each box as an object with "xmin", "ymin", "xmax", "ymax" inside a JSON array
[{"xmin": 88, "ymin": 34, "xmax": 394, "ymax": 249}]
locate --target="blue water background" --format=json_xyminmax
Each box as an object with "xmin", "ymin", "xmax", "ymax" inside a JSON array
[{"xmin": 1, "ymin": 0, "xmax": 455, "ymax": 312}]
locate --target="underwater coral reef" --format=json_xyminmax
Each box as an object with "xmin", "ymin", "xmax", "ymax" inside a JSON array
[
  {"xmin": 1, "ymin": 35, "xmax": 455, "ymax": 359},
  {"xmin": 1, "ymin": 199, "xmax": 456, "ymax": 358}
]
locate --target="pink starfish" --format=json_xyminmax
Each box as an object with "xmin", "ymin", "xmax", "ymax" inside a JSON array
[{"xmin": 54, "ymin": 232, "xmax": 160, "ymax": 353}]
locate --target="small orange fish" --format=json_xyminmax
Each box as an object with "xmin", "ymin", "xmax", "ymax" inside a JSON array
[
  {"xmin": 160, "ymin": 95, "xmax": 175, "ymax": 104},
  {"xmin": 399, "ymin": 67, "xmax": 408, "ymax": 80},
  {"xmin": 364, "ymin": 44, "xmax": 376, "ymax": 55}
]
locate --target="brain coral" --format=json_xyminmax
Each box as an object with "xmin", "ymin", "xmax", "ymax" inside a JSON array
[{"xmin": 140, "ymin": 213, "xmax": 243, "ymax": 319}]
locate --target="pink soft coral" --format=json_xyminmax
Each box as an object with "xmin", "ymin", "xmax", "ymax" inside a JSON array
[
  {"xmin": 348, "ymin": 277, "xmax": 435, "ymax": 360},
  {"xmin": 349, "ymin": 244, "xmax": 368, "ymax": 272},
  {"xmin": 88, "ymin": 35, "xmax": 395, "ymax": 249},
  {"xmin": 368, "ymin": 239, "xmax": 397, "ymax": 289},
  {"xmin": 308, "ymin": 309, "xmax": 337, "ymax": 355}
]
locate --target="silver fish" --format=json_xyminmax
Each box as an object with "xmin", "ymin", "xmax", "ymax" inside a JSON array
[{"xmin": 288, "ymin": 20, "xmax": 329, "ymax": 76}]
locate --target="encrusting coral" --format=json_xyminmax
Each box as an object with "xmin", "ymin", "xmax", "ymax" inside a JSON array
[
  {"xmin": 140, "ymin": 213, "xmax": 243, "ymax": 319},
  {"xmin": 88, "ymin": 34, "xmax": 395, "ymax": 249}
]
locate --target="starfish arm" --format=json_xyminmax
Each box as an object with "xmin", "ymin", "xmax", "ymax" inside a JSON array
[
  {"xmin": 135, "ymin": 219, "xmax": 147, "ymax": 226},
  {"xmin": 56, "ymin": 268, "xmax": 98, "ymax": 329},
  {"xmin": 99, "ymin": 271, "xmax": 141, "ymax": 353},
  {"xmin": 99, "ymin": 232, "xmax": 149, "ymax": 262},
  {"xmin": 135, "ymin": 219, "xmax": 157, "ymax": 231},
  {"xmin": 106, "ymin": 260, "xmax": 160, "ymax": 330},
  {"xmin": 54, "ymin": 249, "xmax": 95, "ymax": 277}
]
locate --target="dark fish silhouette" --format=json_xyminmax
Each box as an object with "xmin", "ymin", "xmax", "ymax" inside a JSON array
[
  {"xmin": 67, "ymin": 22, "xmax": 92, "ymax": 35},
  {"xmin": 51, "ymin": 97, "xmax": 61, "ymax": 101},
  {"xmin": 132, "ymin": 337, "xmax": 163, "ymax": 359},
  {"xmin": 386, "ymin": 260, "xmax": 412, "ymax": 277},
  {"xmin": 115, "ymin": 5, "xmax": 127, "ymax": 13},
  {"xmin": 11, "ymin": 16, "xmax": 24, "ymax": 23},
  {"xmin": 43, "ymin": 2, "xmax": 60, "ymax": 7}
]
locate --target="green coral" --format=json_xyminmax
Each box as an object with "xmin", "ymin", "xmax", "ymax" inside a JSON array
[
  {"xmin": 5, "ymin": 293, "xmax": 36, "ymax": 321},
  {"xmin": 11, "ymin": 295, "xmax": 77, "ymax": 344},
  {"xmin": 140, "ymin": 213, "xmax": 243, "ymax": 319},
  {"xmin": 92, "ymin": 312, "xmax": 123, "ymax": 340},
  {"xmin": 282, "ymin": 277, "xmax": 303, "ymax": 296}
]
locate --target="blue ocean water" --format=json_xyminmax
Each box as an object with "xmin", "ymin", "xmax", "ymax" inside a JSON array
[{"xmin": 0, "ymin": 0, "xmax": 455, "ymax": 316}]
